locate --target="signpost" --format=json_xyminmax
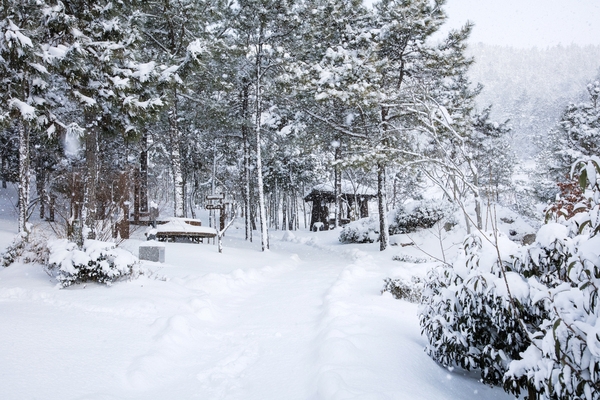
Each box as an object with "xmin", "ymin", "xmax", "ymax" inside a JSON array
[
  {"xmin": 206, "ymin": 193, "xmax": 236, "ymax": 253},
  {"xmin": 207, "ymin": 193, "xmax": 225, "ymax": 244}
]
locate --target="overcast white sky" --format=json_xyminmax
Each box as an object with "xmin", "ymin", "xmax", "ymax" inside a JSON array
[{"xmin": 441, "ymin": 0, "xmax": 600, "ymax": 48}]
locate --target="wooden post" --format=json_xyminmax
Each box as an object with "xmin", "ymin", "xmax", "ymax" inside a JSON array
[
  {"xmin": 120, "ymin": 203, "xmax": 130, "ymax": 239},
  {"xmin": 220, "ymin": 206, "xmax": 225, "ymax": 232}
]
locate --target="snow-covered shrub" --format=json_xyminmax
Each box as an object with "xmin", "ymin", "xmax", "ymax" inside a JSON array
[
  {"xmin": 1, "ymin": 233, "xmax": 27, "ymax": 267},
  {"xmin": 420, "ymin": 231, "xmax": 535, "ymax": 386},
  {"xmin": 1, "ymin": 227, "xmax": 49, "ymax": 267},
  {"xmin": 382, "ymin": 277, "xmax": 423, "ymax": 303},
  {"xmin": 47, "ymin": 239, "xmax": 139, "ymax": 287},
  {"xmin": 392, "ymin": 253, "xmax": 429, "ymax": 264},
  {"xmin": 339, "ymin": 216, "xmax": 379, "ymax": 244},
  {"xmin": 503, "ymin": 158, "xmax": 600, "ymax": 400},
  {"xmin": 389, "ymin": 199, "xmax": 456, "ymax": 234},
  {"xmin": 421, "ymin": 158, "xmax": 600, "ymax": 399}
]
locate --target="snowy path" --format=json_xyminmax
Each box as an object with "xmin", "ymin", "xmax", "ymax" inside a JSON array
[
  {"xmin": 190, "ymin": 242, "xmax": 345, "ymax": 399},
  {"xmin": 0, "ymin": 224, "xmax": 513, "ymax": 400}
]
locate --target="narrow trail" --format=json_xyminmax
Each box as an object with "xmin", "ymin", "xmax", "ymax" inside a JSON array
[
  {"xmin": 183, "ymin": 240, "xmax": 350, "ymax": 399},
  {"xmin": 200, "ymin": 244, "xmax": 348, "ymax": 399},
  {"xmin": 121, "ymin": 236, "xmax": 354, "ymax": 400}
]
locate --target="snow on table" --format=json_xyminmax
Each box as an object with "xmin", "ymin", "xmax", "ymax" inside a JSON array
[{"xmin": 155, "ymin": 217, "xmax": 217, "ymax": 242}]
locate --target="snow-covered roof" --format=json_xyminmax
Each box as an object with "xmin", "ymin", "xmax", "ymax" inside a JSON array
[{"xmin": 310, "ymin": 180, "xmax": 376, "ymax": 196}]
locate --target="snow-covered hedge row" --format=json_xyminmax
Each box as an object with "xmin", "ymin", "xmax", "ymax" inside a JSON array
[
  {"xmin": 339, "ymin": 199, "xmax": 456, "ymax": 244},
  {"xmin": 48, "ymin": 239, "xmax": 139, "ymax": 287},
  {"xmin": 389, "ymin": 199, "xmax": 457, "ymax": 235},
  {"xmin": 421, "ymin": 158, "xmax": 600, "ymax": 400},
  {"xmin": 339, "ymin": 216, "xmax": 379, "ymax": 244}
]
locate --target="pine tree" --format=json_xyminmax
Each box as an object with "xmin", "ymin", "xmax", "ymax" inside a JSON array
[
  {"xmin": 52, "ymin": 0, "xmax": 161, "ymax": 240},
  {"xmin": 306, "ymin": 0, "xmax": 464, "ymax": 250},
  {"xmin": 229, "ymin": 0, "xmax": 305, "ymax": 250},
  {"xmin": 0, "ymin": 1, "xmax": 63, "ymax": 233},
  {"xmin": 535, "ymin": 78, "xmax": 600, "ymax": 201}
]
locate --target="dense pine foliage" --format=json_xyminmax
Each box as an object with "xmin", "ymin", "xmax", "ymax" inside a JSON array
[{"xmin": 1, "ymin": 0, "xmax": 518, "ymax": 249}]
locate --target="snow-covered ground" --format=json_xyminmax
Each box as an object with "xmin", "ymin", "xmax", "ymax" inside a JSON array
[{"xmin": 0, "ymin": 188, "xmax": 514, "ymax": 399}]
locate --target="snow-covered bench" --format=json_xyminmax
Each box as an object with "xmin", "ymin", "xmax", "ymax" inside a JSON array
[{"xmin": 155, "ymin": 217, "xmax": 217, "ymax": 243}]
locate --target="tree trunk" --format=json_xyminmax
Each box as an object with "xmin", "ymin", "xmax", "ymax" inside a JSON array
[
  {"xmin": 169, "ymin": 98, "xmax": 184, "ymax": 218},
  {"xmin": 302, "ymin": 184, "xmax": 307, "ymax": 229},
  {"xmin": 377, "ymin": 162, "xmax": 388, "ymax": 251},
  {"xmin": 140, "ymin": 131, "xmax": 149, "ymax": 214},
  {"xmin": 37, "ymin": 165, "xmax": 45, "ymax": 220},
  {"xmin": 274, "ymin": 179, "xmax": 279, "ymax": 230},
  {"xmin": 378, "ymin": 106, "xmax": 391, "ymax": 251},
  {"xmin": 1, "ymin": 154, "xmax": 7, "ymax": 189},
  {"xmin": 451, "ymin": 175, "xmax": 471, "ymax": 235},
  {"xmin": 255, "ymin": 44, "xmax": 269, "ymax": 251},
  {"xmin": 17, "ymin": 120, "xmax": 30, "ymax": 234},
  {"xmin": 83, "ymin": 124, "xmax": 98, "ymax": 239},
  {"xmin": 242, "ymin": 81, "xmax": 252, "ymax": 242},
  {"xmin": 334, "ymin": 139, "xmax": 342, "ymax": 228},
  {"xmin": 282, "ymin": 190, "xmax": 288, "ymax": 231},
  {"xmin": 473, "ymin": 171, "xmax": 483, "ymax": 230},
  {"xmin": 133, "ymin": 165, "xmax": 140, "ymax": 223}
]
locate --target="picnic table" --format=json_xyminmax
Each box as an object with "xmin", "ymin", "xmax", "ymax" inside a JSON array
[{"xmin": 155, "ymin": 217, "xmax": 217, "ymax": 243}]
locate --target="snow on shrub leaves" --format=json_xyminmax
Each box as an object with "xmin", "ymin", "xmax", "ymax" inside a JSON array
[
  {"xmin": 339, "ymin": 199, "xmax": 457, "ymax": 244},
  {"xmin": 381, "ymin": 277, "xmax": 423, "ymax": 303},
  {"xmin": 48, "ymin": 239, "xmax": 139, "ymax": 287},
  {"xmin": 421, "ymin": 157, "xmax": 600, "ymax": 400},
  {"xmin": 420, "ymin": 231, "xmax": 534, "ymax": 386},
  {"xmin": 339, "ymin": 216, "xmax": 379, "ymax": 244},
  {"xmin": 1, "ymin": 227, "xmax": 49, "ymax": 267},
  {"xmin": 503, "ymin": 159, "xmax": 600, "ymax": 400},
  {"xmin": 389, "ymin": 199, "xmax": 457, "ymax": 235},
  {"xmin": 392, "ymin": 253, "xmax": 430, "ymax": 264}
]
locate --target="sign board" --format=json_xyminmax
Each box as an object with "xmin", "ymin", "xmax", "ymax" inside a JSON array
[
  {"xmin": 206, "ymin": 204, "xmax": 223, "ymax": 210},
  {"xmin": 206, "ymin": 194, "xmax": 225, "ymax": 200}
]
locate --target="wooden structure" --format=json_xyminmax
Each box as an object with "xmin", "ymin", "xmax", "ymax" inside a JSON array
[
  {"xmin": 155, "ymin": 217, "xmax": 217, "ymax": 243},
  {"xmin": 304, "ymin": 182, "xmax": 376, "ymax": 231}
]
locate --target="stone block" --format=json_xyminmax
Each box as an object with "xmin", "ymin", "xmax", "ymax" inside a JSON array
[{"xmin": 139, "ymin": 242, "xmax": 165, "ymax": 263}]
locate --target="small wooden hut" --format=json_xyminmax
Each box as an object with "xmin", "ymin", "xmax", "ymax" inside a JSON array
[{"xmin": 304, "ymin": 181, "xmax": 376, "ymax": 231}]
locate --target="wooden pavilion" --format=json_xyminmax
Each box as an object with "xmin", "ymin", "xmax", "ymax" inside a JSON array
[{"xmin": 304, "ymin": 181, "xmax": 376, "ymax": 231}]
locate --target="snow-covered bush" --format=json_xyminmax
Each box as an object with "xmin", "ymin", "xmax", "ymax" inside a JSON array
[
  {"xmin": 1, "ymin": 233, "xmax": 28, "ymax": 267},
  {"xmin": 382, "ymin": 277, "xmax": 423, "ymax": 303},
  {"xmin": 47, "ymin": 239, "xmax": 139, "ymax": 287},
  {"xmin": 339, "ymin": 216, "xmax": 379, "ymax": 244},
  {"xmin": 421, "ymin": 158, "xmax": 600, "ymax": 399},
  {"xmin": 1, "ymin": 227, "xmax": 49, "ymax": 267},
  {"xmin": 420, "ymin": 232, "xmax": 533, "ymax": 386},
  {"xmin": 504, "ymin": 158, "xmax": 600, "ymax": 400},
  {"xmin": 389, "ymin": 199, "xmax": 456, "ymax": 235},
  {"xmin": 339, "ymin": 199, "xmax": 457, "ymax": 244},
  {"xmin": 392, "ymin": 253, "xmax": 429, "ymax": 264}
]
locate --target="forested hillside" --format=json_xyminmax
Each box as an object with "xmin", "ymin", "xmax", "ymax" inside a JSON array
[{"xmin": 468, "ymin": 43, "xmax": 600, "ymax": 157}]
